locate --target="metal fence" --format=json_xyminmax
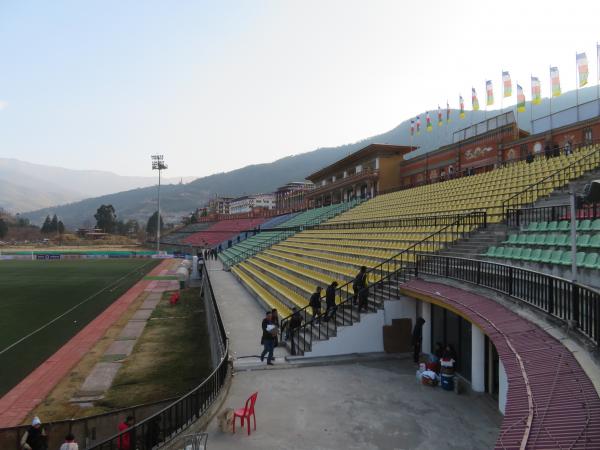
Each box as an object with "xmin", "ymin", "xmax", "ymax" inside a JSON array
[
  {"xmin": 507, "ymin": 203, "xmax": 600, "ymax": 228},
  {"xmin": 415, "ymin": 254, "xmax": 600, "ymax": 348},
  {"xmin": 86, "ymin": 262, "xmax": 229, "ymax": 450}
]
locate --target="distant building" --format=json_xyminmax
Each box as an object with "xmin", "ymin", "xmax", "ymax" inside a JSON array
[
  {"xmin": 306, "ymin": 143, "xmax": 415, "ymax": 207},
  {"xmin": 275, "ymin": 181, "xmax": 314, "ymax": 211},
  {"xmin": 207, "ymin": 197, "xmax": 233, "ymax": 215},
  {"xmin": 229, "ymin": 193, "xmax": 276, "ymax": 215}
]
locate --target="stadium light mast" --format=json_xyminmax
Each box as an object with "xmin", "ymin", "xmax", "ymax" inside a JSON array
[{"xmin": 151, "ymin": 155, "xmax": 167, "ymax": 253}]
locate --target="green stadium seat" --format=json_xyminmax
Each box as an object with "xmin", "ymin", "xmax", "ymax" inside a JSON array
[
  {"xmin": 544, "ymin": 234, "xmax": 557, "ymax": 246},
  {"xmin": 519, "ymin": 248, "xmax": 532, "ymax": 261},
  {"xmin": 557, "ymin": 220, "xmax": 570, "ymax": 231},
  {"xmin": 537, "ymin": 221, "xmax": 549, "ymax": 232},
  {"xmin": 589, "ymin": 234, "xmax": 600, "ymax": 249},
  {"xmin": 508, "ymin": 247, "xmax": 521, "ymax": 259},
  {"xmin": 577, "ymin": 234, "xmax": 591, "ymax": 248},
  {"xmin": 549, "ymin": 250, "xmax": 563, "ymax": 264},
  {"xmin": 577, "ymin": 251, "xmax": 586, "ymax": 267},
  {"xmin": 503, "ymin": 234, "xmax": 518, "ymax": 244},
  {"xmin": 525, "ymin": 222, "xmax": 539, "ymax": 232},
  {"xmin": 483, "ymin": 246, "xmax": 496, "ymax": 257},
  {"xmin": 547, "ymin": 221, "xmax": 559, "ymax": 232},
  {"xmin": 529, "ymin": 248, "xmax": 543, "ymax": 262},
  {"xmin": 591, "ymin": 219, "xmax": 600, "ymax": 231},
  {"xmin": 493, "ymin": 247, "xmax": 505, "ymax": 258},
  {"xmin": 540, "ymin": 249, "xmax": 553, "ymax": 263},
  {"xmin": 516, "ymin": 235, "xmax": 528, "ymax": 245},
  {"xmin": 555, "ymin": 234, "xmax": 569, "ymax": 247},
  {"xmin": 578, "ymin": 219, "xmax": 592, "ymax": 231},
  {"xmin": 582, "ymin": 253, "xmax": 598, "ymax": 269},
  {"xmin": 534, "ymin": 234, "xmax": 546, "ymax": 245},
  {"xmin": 503, "ymin": 247, "xmax": 515, "ymax": 259},
  {"xmin": 559, "ymin": 252, "xmax": 572, "ymax": 266},
  {"xmin": 525, "ymin": 234, "xmax": 537, "ymax": 245}
]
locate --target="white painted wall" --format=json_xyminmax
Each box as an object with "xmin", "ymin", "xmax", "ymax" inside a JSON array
[
  {"xmin": 304, "ymin": 310, "xmax": 385, "ymax": 357},
  {"xmin": 499, "ymin": 360, "xmax": 508, "ymax": 415},
  {"xmin": 471, "ymin": 324, "xmax": 485, "ymax": 393},
  {"xmin": 384, "ymin": 296, "xmax": 415, "ymax": 325}
]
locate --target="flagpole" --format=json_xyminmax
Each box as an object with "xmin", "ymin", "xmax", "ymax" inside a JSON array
[
  {"xmin": 515, "ymin": 80, "xmax": 519, "ymax": 132},
  {"xmin": 576, "ymin": 52, "xmax": 580, "ymax": 121},
  {"xmin": 530, "ymin": 74, "xmax": 534, "ymax": 132},
  {"xmin": 549, "ymin": 67, "xmax": 553, "ymax": 132},
  {"xmin": 597, "ymin": 42, "xmax": 599, "ymax": 116}
]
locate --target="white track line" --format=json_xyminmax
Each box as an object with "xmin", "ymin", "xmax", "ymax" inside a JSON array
[{"xmin": 0, "ymin": 260, "xmax": 155, "ymax": 356}]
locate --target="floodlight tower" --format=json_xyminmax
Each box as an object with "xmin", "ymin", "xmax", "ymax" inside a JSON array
[{"xmin": 151, "ymin": 155, "xmax": 168, "ymax": 253}]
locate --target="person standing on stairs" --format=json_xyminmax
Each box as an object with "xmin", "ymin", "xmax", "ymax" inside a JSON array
[
  {"xmin": 324, "ymin": 281, "xmax": 338, "ymax": 322},
  {"xmin": 309, "ymin": 286, "xmax": 323, "ymax": 323},
  {"xmin": 354, "ymin": 266, "xmax": 369, "ymax": 312}
]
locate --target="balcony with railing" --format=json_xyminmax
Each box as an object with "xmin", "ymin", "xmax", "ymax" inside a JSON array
[{"xmin": 306, "ymin": 169, "xmax": 379, "ymax": 198}]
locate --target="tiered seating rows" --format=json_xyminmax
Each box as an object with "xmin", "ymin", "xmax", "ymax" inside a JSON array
[
  {"xmin": 184, "ymin": 218, "xmax": 267, "ymax": 247},
  {"xmin": 328, "ymin": 145, "xmax": 598, "ymax": 224}
]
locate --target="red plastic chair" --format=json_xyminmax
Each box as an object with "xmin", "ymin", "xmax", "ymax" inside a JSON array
[{"xmin": 232, "ymin": 391, "xmax": 258, "ymax": 435}]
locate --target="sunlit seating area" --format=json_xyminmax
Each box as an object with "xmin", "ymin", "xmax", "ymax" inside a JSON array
[{"xmin": 327, "ymin": 145, "xmax": 598, "ymax": 224}]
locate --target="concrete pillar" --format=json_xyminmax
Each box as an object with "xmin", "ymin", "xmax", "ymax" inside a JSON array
[
  {"xmin": 471, "ymin": 324, "xmax": 485, "ymax": 392},
  {"xmin": 499, "ymin": 360, "xmax": 508, "ymax": 415},
  {"xmin": 371, "ymin": 185, "xmax": 375, "ymax": 198},
  {"xmin": 356, "ymin": 164, "xmax": 362, "ymax": 173},
  {"xmin": 421, "ymin": 301, "xmax": 431, "ymax": 355},
  {"xmin": 343, "ymin": 170, "xmax": 348, "ymax": 178}
]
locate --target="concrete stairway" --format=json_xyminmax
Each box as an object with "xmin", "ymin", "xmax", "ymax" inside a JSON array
[{"xmin": 440, "ymin": 223, "xmax": 508, "ymax": 259}]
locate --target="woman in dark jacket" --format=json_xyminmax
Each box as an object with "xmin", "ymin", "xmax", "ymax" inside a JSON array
[{"xmin": 324, "ymin": 281, "xmax": 338, "ymax": 322}]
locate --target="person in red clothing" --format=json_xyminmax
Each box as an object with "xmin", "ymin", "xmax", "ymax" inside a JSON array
[{"xmin": 117, "ymin": 416, "xmax": 134, "ymax": 450}]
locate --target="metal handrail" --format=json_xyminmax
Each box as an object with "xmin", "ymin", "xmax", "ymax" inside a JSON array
[
  {"xmin": 280, "ymin": 210, "xmax": 487, "ymax": 354},
  {"xmin": 502, "ymin": 144, "xmax": 600, "ymax": 218},
  {"xmin": 87, "ymin": 262, "xmax": 230, "ymax": 450},
  {"xmin": 415, "ymin": 254, "xmax": 600, "ymax": 348}
]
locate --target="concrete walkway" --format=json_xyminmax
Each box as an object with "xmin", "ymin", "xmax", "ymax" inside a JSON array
[
  {"xmin": 73, "ymin": 265, "xmax": 179, "ymax": 403},
  {"xmin": 204, "ymin": 259, "xmax": 288, "ymax": 368}
]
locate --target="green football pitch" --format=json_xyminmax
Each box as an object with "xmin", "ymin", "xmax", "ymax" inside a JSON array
[{"xmin": 0, "ymin": 258, "xmax": 161, "ymax": 397}]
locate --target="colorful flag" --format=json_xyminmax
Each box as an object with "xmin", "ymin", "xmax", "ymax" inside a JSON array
[
  {"xmin": 437, "ymin": 105, "xmax": 443, "ymax": 126},
  {"xmin": 502, "ymin": 71, "xmax": 512, "ymax": 97},
  {"xmin": 471, "ymin": 88, "xmax": 479, "ymax": 111},
  {"xmin": 446, "ymin": 101, "xmax": 451, "ymax": 123},
  {"xmin": 550, "ymin": 66, "xmax": 561, "ymax": 97},
  {"xmin": 576, "ymin": 52, "xmax": 588, "ymax": 87},
  {"xmin": 486, "ymin": 80, "xmax": 494, "ymax": 106},
  {"xmin": 531, "ymin": 76, "xmax": 541, "ymax": 105},
  {"xmin": 416, "ymin": 116, "xmax": 421, "ymax": 134},
  {"xmin": 426, "ymin": 112, "xmax": 432, "ymax": 131},
  {"xmin": 517, "ymin": 84, "xmax": 526, "ymax": 113},
  {"xmin": 410, "ymin": 119, "xmax": 414, "ymax": 136},
  {"xmin": 459, "ymin": 95, "xmax": 465, "ymax": 118}
]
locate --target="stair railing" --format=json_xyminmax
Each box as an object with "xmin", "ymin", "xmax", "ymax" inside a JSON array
[
  {"xmin": 502, "ymin": 144, "xmax": 600, "ymax": 219},
  {"xmin": 280, "ymin": 210, "xmax": 487, "ymax": 355}
]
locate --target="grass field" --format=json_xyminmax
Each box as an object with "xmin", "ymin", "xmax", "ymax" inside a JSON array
[{"xmin": 0, "ymin": 259, "xmax": 161, "ymax": 397}]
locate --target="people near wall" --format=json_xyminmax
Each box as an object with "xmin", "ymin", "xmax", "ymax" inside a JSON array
[
  {"xmin": 448, "ymin": 166, "xmax": 454, "ymax": 179},
  {"xmin": 553, "ymin": 144, "xmax": 560, "ymax": 158},
  {"xmin": 117, "ymin": 415, "xmax": 134, "ymax": 450},
  {"xmin": 439, "ymin": 171, "xmax": 446, "ymax": 182},
  {"xmin": 324, "ymin": 281, "xmax": 338, "ymax": 322},
  {"xmin": 411, "ymin": 317, "xmax": 426, "ymax": 363},
  {"xmin": 59, "ymin": 433, "xmax": 79, "ymax": 450},
  {"xmin": 526, "ymin": 152, "xmax": 534, "ymax": 164},
  {"xmin": 260, "ymin": 310, "xmax": 276, "ymax": 365},
  {"xmin": 20, "ymin": 416, "xmax": 47, "ymax": 450},
  {"xmin": 564, "ymin": 141, "xmax": 573, "ymax": 155},
  {"xmin": 309, "ymin": 286, "xmax": 323, "ymax": 323},
  {"xmin": 545, "ymin": 143, "xmax": 552, "ymax": 159}
]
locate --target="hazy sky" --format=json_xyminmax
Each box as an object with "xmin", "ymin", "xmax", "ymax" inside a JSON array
[{"xmin": 1, "ymin": 1, "xmax": 599, "ymax": 178}]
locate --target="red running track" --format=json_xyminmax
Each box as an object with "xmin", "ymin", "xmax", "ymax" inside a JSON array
[
  {"xmin": 401, "ymin": 279, "xmax": 600, "ymax": 450},
  {"xmin": 0, "ymin": 259, "xmax": 175, "ymax": 427}
]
